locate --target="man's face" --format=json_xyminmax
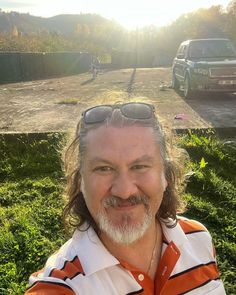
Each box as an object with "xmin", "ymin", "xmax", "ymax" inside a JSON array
[{"xmin": 80, "ymin": 125, "xmax": 167, "ymax": 244}]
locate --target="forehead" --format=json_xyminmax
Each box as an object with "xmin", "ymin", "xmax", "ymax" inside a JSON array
[{"xmin": 83, "ymin": 125, "xmax": 161, "ymax": 161}]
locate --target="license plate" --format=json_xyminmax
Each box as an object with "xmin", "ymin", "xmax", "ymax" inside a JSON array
[{"xmin": 218, "ymin": 80, "xmax": 236, "ymax": 85}]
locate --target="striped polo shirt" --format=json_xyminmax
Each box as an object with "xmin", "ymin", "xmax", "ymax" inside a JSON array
[{"xmin": 25, "ymin": 217, "xmax": 226, "ymax": 294}]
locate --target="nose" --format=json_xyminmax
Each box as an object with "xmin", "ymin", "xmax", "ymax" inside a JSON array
[{"xmin": 110, "ymin": 172, "xmax": 138, "ymax": 199}]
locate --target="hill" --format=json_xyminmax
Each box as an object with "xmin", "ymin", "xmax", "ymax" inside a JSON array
[{"xmin": 0, "ymin": 10, "xmax": 118, "ymax": 35}]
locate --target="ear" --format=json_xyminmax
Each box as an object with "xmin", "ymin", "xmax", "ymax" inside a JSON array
[
  {"xmin": 161, "ymin": 173, "xmax": 168, "ymax": 190},
  {"xmin": 80, "ymin": 177, "xmax": 85, "ymax": 194}
]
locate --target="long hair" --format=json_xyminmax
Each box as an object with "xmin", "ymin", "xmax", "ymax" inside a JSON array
[{"xmin": 63, "ymin": 101, "xmax": 186, "ymax": 234}]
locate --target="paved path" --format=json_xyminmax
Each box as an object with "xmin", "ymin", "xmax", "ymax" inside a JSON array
[{"xmin": 0, "ymin": 68, "xmax": 235, "ymax": 134}]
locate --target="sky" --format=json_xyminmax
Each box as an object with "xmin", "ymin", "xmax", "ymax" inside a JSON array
[{"xmin": 0, "ymin": 0, "xmax": 232, "ymax": 29}]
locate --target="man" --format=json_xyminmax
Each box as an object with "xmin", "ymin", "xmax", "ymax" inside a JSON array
[
  {"xmin": 90, "ymin": 56, "xmax": 100, "ymax": 79},
  {"xmin": 26, "ymin": 102, "xmax": 225, "ymax": 294}
]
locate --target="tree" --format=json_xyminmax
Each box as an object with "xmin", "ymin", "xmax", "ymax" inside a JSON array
[
  {"xmin": 226, "ymin": 0, "xmax": 236, "ymax": 44},
  {"xmin": 12, "ymin": 25, "xmax": 19, "ymax": 37}
]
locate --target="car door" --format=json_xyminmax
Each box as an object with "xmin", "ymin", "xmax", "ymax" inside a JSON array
[{"xmin": 174, "ymin": 44, "xmax": 188, "ymax": 83}]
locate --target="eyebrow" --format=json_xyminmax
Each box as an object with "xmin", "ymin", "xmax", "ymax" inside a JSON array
[
  {"xmin": 88, "ymin": 157, "xmax": 113, "ymax": 166},
  {"xmin": 131, "ymin": 155, "xmax": 156, "ymax": 163}
]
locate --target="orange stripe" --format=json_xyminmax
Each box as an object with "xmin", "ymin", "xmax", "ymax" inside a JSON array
[
  {"xmin": 155, "ymin": 242, "xmax": 180, "ymax": 294},
  {"xmin": 160, "ymin": 262, "xmax": 219, "ymax": 294},
  {"xmin": 25, "ymin": 281, "xmax": 75, "ymax": 295},
  {"xmin": 178, "ymin": 219, "xmax": 206, "ymax": 234},
  {"xmin": 119, "ymin": 261, "xmax": 150, "ymax": 294},
  {"xmin": 50, "ymin": 256, "xmax": 84, "ymax": 280}
]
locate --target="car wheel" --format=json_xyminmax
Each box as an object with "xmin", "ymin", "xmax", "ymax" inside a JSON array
[
  {"xmin": 172, "ymin": 71, "xmax": 180, "ymax": 90},
  {"xmin": 183, "ymin": 74, "xmax": 193, "ymax": 99}
]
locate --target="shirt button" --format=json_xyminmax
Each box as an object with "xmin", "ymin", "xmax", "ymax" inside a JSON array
[
  {"xmin": 162, "ymin": 266, "xmax": 168, "ymax": 276},
  {"xmin": 138, "ymin": 274, "xmax": 144, "ymax": 281}
]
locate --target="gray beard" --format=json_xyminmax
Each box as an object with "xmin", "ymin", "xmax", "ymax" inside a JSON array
[{"xmin": 96, "ymin": 209, "xmax": 153, "ymax": 245}]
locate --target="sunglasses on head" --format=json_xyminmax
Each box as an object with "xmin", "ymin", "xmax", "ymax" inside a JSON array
[{"xmin": 82, "ymin": 102, "xmax": 155, "ymax": 124}]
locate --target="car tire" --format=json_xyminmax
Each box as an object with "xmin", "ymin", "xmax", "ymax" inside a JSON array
[
  {"xmin": 183, "ymin": 74, "xmax": 193, "ymax": 99},
  {"xmin": 172, "ymin": 71, "xmax": 180, "ymax": 90}
]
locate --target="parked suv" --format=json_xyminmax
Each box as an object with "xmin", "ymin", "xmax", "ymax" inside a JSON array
[{"xmin": 172, "ymin": 38, "xmax": 236, "ymax": 98}]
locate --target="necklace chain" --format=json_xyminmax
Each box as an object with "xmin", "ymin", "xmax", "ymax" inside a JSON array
[{"xmin": 146, "ymin": 225, "xmax": 158, "ymax": 275}]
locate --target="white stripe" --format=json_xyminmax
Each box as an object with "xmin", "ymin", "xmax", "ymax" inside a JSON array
[
  {"xmin": 29, "ymin": 274, "xmax": 70, "ymax": 288},
  {"xmin": 70, "ymin": 265, "xmax": 142, "ymax": 295},
  {"xmin": 170, "ymin": 231, "xmax": 215, "ymax": 276},
  {"xmin": 184, "ymin": 279, "xmax": 226, "ymax": 295}
]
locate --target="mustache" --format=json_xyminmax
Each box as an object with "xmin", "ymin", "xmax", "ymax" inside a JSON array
[{"xmin": 103, "ymin": 195, "xmax": 149, "ymax": 208}]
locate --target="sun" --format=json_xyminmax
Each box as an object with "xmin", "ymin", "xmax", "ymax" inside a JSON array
[{"xmin": 1, "ymin": 0, "xmax": 231, "ymax": 29}]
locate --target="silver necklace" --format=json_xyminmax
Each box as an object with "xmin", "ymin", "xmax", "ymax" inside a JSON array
[{"xmin": 147, "ymin": 226, "xmax": 158, "ymax": 276}]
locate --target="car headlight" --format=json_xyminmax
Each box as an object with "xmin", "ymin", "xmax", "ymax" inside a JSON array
[{"xmin": 193, "ymin": 68, "xmax": 209, "ymax": 75}]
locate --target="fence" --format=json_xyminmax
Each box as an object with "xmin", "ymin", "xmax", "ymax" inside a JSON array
[
  {"xmin": 0, "ymin": 50, "xmax": 174, "ymax": 83},
  {"xmin": 0, "ymin": 52, "xmax": 92, "ymax": 83},
  {"xmin": 111, "ymin": 50, "xmax": 173, "ymax": 69}
]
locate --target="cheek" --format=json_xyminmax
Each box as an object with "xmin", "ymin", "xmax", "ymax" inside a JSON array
[
  {"xmin": 140, "ymin": 171, "xmax": 167, "ymax": 192},
  {"xmin": 80, "ymin": 176, "xmax": 108, "ymax": 213},
  {"xmin": 80, "ymin": 177, "xmax": 94, "ymax": 211}
]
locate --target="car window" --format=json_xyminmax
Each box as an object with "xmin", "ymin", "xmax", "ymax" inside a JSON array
[
  {"xmin": 177, "ymin": 45, "xmax": 187, "ymax": 58},
  {"xmin": 182, "ymin": 45, "xmax": 187, "ymax": 57},
  {"xmin": 189, "ymin": 40, "xmax": 236, "ymax": 59}
]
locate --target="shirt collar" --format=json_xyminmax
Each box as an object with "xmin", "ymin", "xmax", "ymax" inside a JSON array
[
  {"xmin": 160, "ymin": 218, "xmax": 188, "ymax": 247},
  {"xmin": 72, "ymin": 225, "xmax": 120, "ymax": 276},
  {"xmin": 72, "ymin": 219, "xmax": 188, "ymax": 276}
]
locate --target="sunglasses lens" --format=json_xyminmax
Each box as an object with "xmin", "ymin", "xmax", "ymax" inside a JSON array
[
  {"xmin": 122, "ymin": 103, "xmax": 152, "ymax": 119},
  {"xmin": 84, "ymin": 106, "xmax": 112, "ymax": 124},
  {"xmin": 83, "ymin": 103, "xmax": 154, "ymax": 124}
]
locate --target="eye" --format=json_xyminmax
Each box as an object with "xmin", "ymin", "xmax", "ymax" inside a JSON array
[
  {"xmin": 131, "ymin": 164, "xmax": 149, "ymax": 170},
  {"xmin": 94, "ymin": 166, "xmax": 113, "ymax": 172}
]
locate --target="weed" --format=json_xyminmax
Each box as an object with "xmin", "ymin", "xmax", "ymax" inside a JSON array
[{"xmin": 57, "ymin": 98, "xmax": 78, "ymax": 105}]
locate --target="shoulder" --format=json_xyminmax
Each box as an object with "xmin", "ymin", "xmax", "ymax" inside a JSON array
[
  {"xmin": 161, "ymin": 217, "xmax": 214, "ymax": 254},
  {"xmin": 26, "ymin": 234, "xmax": 84, "ymax": 294},
  {"xmin": 176, "ymin": 216, "xmax": 215, "ymax": 256},
  {"xmin": 162, "ymin": 218, "xmax": 226, "ymax": 295},
  {"xmin": 177, "ymin": 216, "xmax": 209, "ymax": 234}
]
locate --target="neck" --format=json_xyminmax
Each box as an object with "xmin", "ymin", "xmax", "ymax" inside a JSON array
[{"xmin": 99, "ymin": 220, "xmax": 163, "ymax": 280}]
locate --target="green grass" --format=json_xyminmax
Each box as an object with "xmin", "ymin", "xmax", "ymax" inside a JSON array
[
  {"xmin": 0, "ymin": 133, "xmax": 66, "ymax": 294},
  {"xmin": 0, "ymin": 131, "xmax": 235, "ymax": 294},
  {"xmin": 179, "ymin": 130, "xmax": 236, "ymax": 294}
]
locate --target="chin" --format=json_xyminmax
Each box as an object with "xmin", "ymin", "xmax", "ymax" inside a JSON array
[{"xmin": 97, "ymin": 211, "xmax": 153, "ymax": 245}]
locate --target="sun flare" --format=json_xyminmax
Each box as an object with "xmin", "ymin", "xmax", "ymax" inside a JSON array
[{"xmin": 1, "ymin": 0, "xmax": 231, "ymax": 29}]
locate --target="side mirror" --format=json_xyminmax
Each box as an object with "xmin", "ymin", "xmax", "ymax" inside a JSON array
[{"xmin": 177, "ymin": 53, "xmax": 185, "ymax": 59}]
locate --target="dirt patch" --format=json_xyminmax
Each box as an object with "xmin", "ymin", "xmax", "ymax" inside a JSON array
[{"xmin": 0, "ymin": 68, "xmax": 236, "ymax": 133}]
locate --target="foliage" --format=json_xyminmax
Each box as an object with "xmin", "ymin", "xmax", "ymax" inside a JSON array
[
  {"xmin": 226, "ymin": 0, "xmax": 236, "ymax": 45},
  {"xmin": 0, "ymin": 13, "xmax": 125, "ymax": 57},
  {"xmin": 0, "ymin": 4, "xmax": 236, "ymax": 65},
  {"xmin": 179, "ymin": 130, "xmax": 236, "ymax": 294},
  {"xmin": 0, "ymin": 133, "xmax": 64, "ymax": 180},
  {"xmin": 0, "ymin": 133, "xmax": 66, "ymax": 295},
  {"xmin": 0, "ymin": 131, "xmax": 235, "ymax": 294}
]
